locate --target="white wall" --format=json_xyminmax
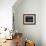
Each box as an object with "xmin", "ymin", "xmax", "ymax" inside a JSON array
[
  {"xmin": 41, "ymin": 0, "xmax": 46, "ymax": 46},
  {"xmin": 13, "ymin": 0, "xmax": 41, "ymax": 46},
  {"xmin": 0, "ymin": 0, "xmax": 16, "ymax": 30}
]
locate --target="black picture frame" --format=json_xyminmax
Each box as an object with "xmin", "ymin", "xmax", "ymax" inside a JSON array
[{"xmin": 23, "ymin": 14, "xmax": 36, "ymax": 25}]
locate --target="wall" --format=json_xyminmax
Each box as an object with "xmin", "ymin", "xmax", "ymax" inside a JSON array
[
  {"xmin": 41, "ymin": 0, "xmax": 46, "ymax": 46},
  {"xmin": 13, "ymin": 0, "xmax": 41, "ymax": 46},
  {"xmin": 0, "ymin": 0, "xmax": 16, "ymax": 30}
]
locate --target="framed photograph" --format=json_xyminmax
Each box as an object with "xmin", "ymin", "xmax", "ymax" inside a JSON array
[{"xmin": 23, "ymin": 14, "xmax": 36, "ymax": 25}]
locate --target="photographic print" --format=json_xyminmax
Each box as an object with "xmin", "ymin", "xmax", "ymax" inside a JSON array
[{"xmin": 23, "ymin": 14, "xmax": 36, "ymax": 25}]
